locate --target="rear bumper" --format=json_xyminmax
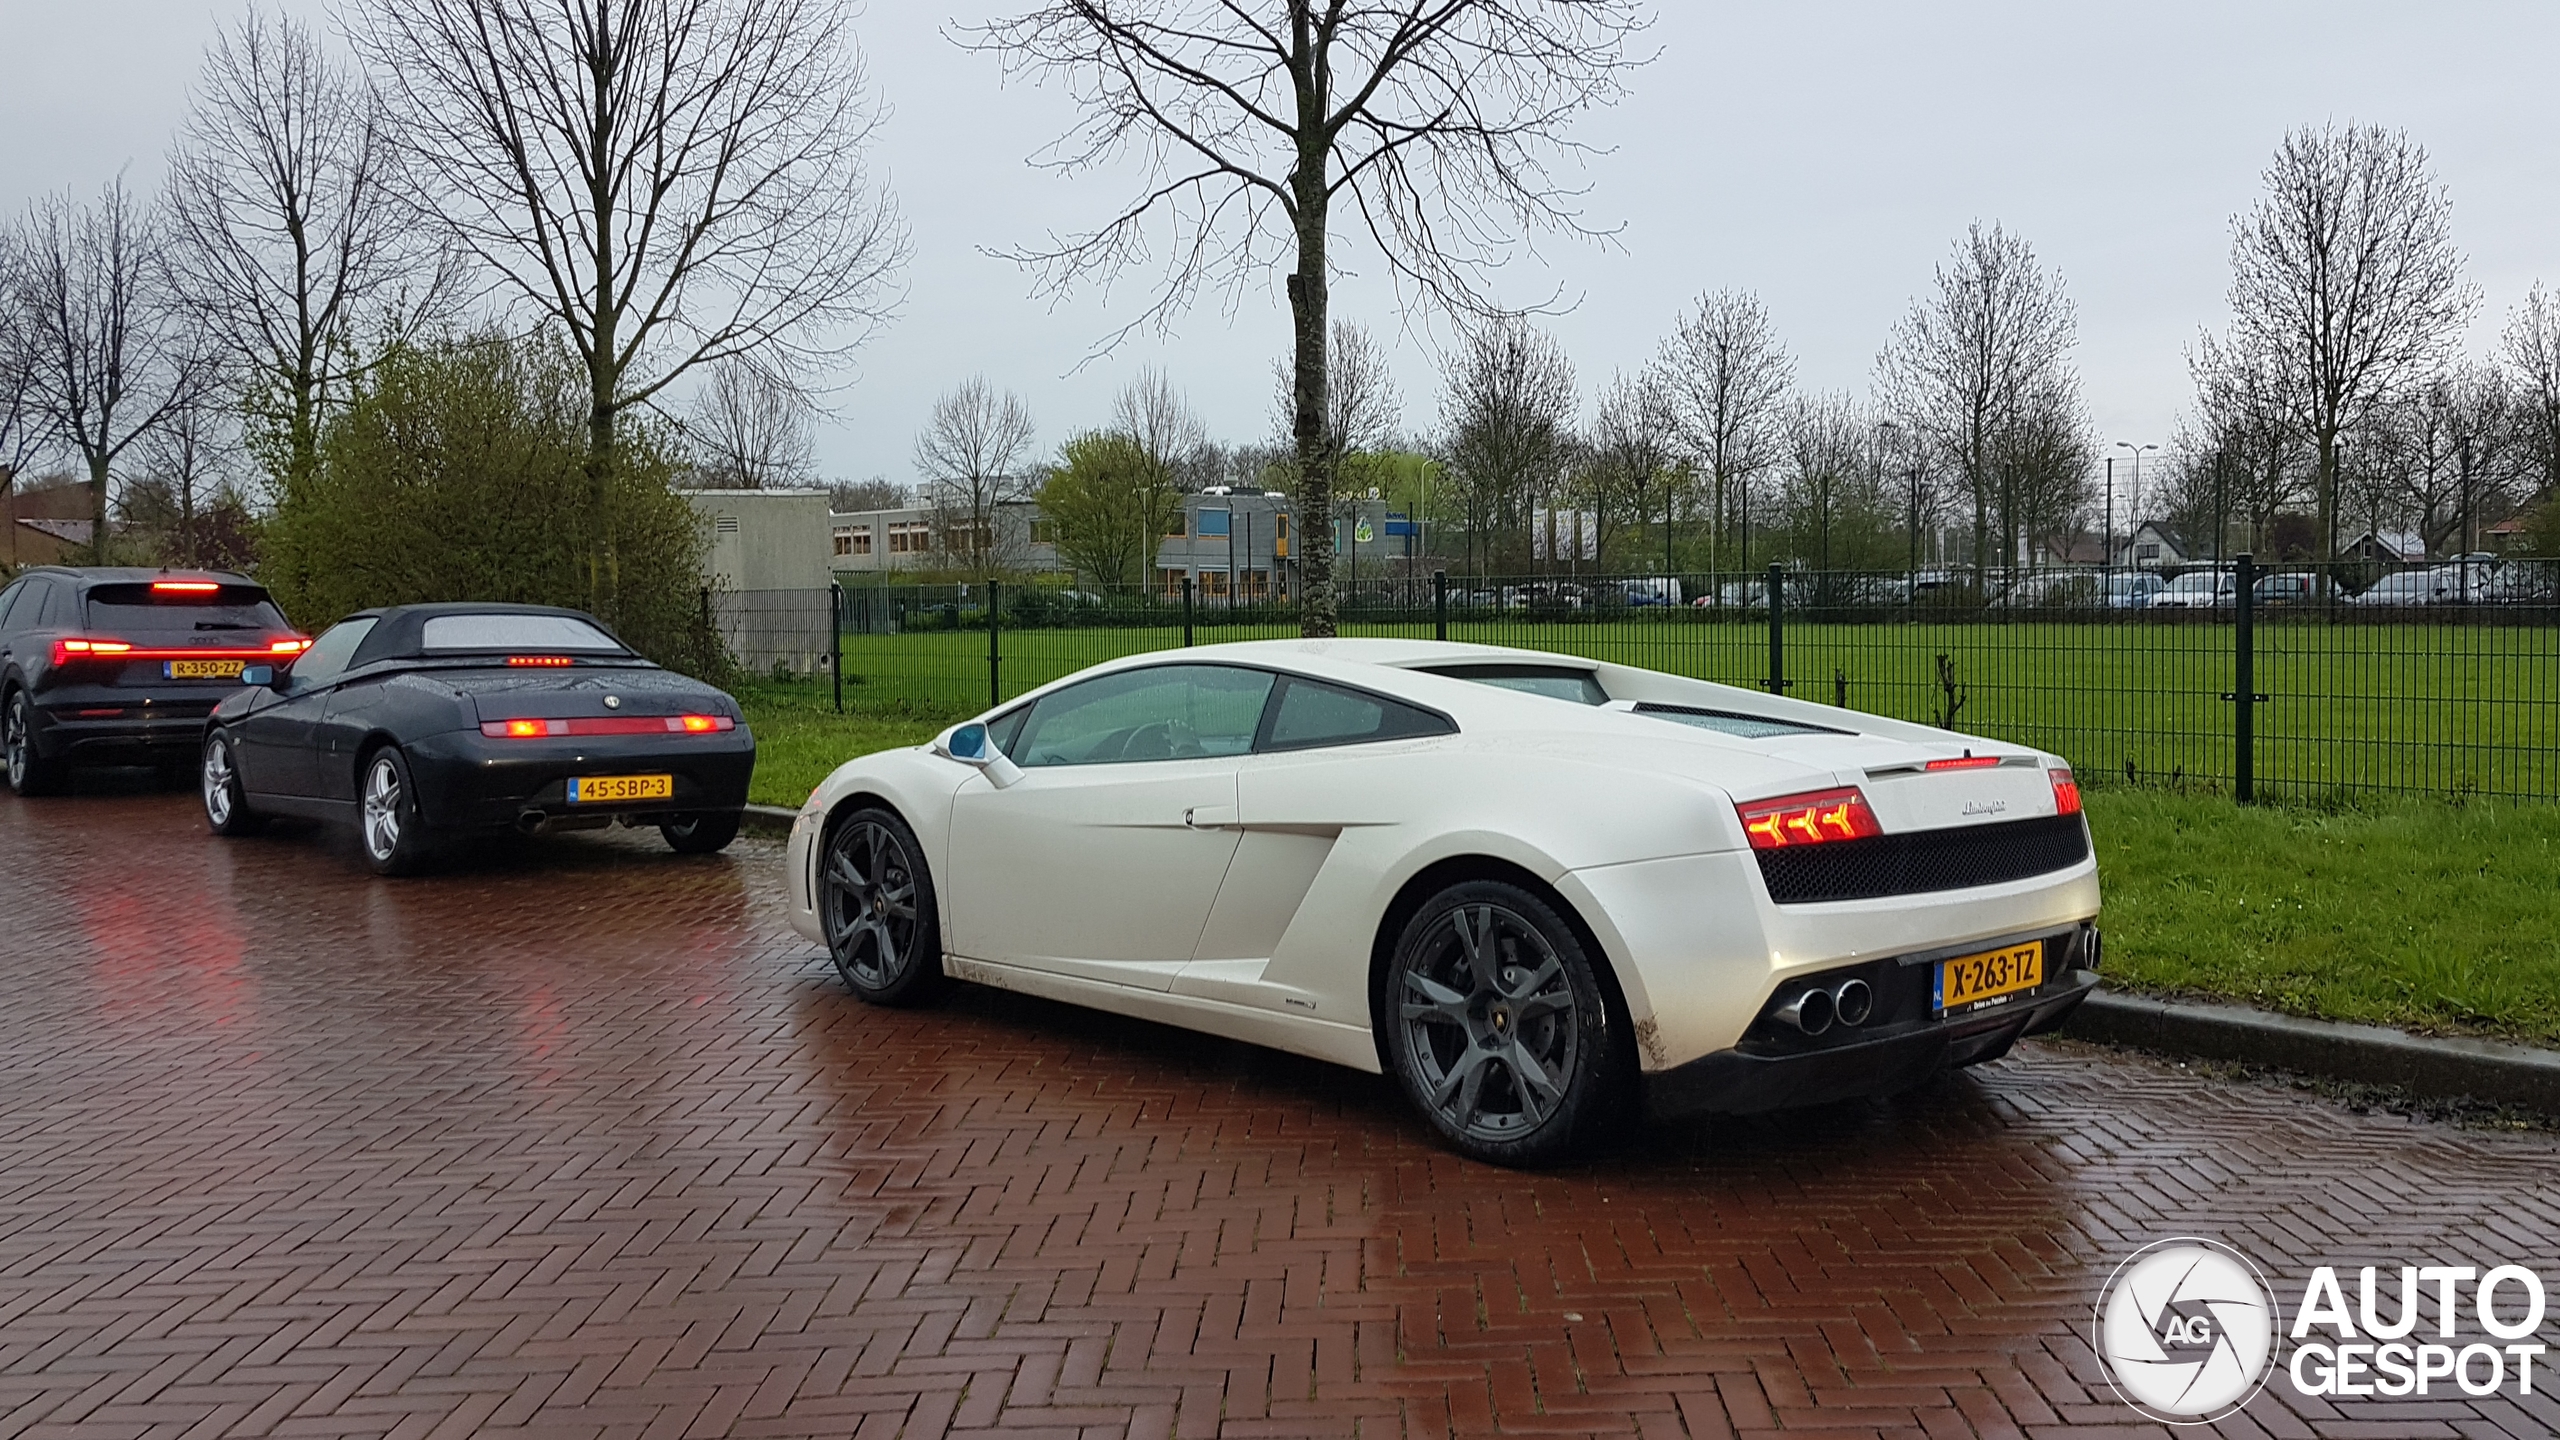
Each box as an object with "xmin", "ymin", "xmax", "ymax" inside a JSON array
[
  {"xmin": 1642, "ymin": 948, "xmax": 2100, "ymax": 1120},
  {"xmin": 30, "ymin": 702, "xmax": 215, "ymax": 761},
  {"xmin": 403, "ymin": 728, "xmax": 756, "ymax": 830}
]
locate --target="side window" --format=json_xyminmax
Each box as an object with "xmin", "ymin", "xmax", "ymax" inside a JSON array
[
  {"xmin": 32, "ymin": 580, "xmax": 70, "ymax": 629},
  {"xmin": 0, "ymin": 581, "xmax": 26, "ymax": 634},
  {"xmin": 285, "ymin": 617, "xmax": 379, "ymax": 691},
  {"xmin": 1262, "ymin": 677, "xmax": 1454, "ymax": 752},
  {"xmin": 984, "ymin": 705, "xmax": 1030, "ymax": 757},
  {"xmin": 1012, "ymin": 664, "xmax": 1275, "ymax": 767}
]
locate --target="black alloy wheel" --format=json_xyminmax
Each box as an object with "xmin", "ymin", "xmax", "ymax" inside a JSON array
[
  {"xmin": 1385, "ymin": 880, "xmax": 1625, "ymax": 1167},
  {"xmin": 358, "ymin": 747, "xmax": 436, "ymax": 876},
  {"xmin": 819, "ymin": 807, "xmax": 944, "ymax": 1006},
  {"xmin": 4, "ymin": 690, "xmax": 63, "ymax": 797},
  {"xmin": 660, "ymin": 810, "xmax": 742, "ymax": 854},
  {"xmin": 201, "ymin": 731, "xmax": 263, "ymax": 836}
]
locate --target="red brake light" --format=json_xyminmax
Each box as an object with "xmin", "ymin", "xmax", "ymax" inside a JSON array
[
  {"xmin": 1924, "ymin": 755, "xmax": 2001, "ymax": 772},
  {"xmin": 1737, "ymin": 786, "xmax": 1883, "ymax": 850},
  {"xmin": 2050, "ymin": 768, "xmax": 2082, "ymax": 817},
  {"xmin": 151, "ymin": 580, "xmax": 222, "ymax": 594},
  {"xmin": 479, "ymin": 714, "xmax": 736, "ymax": 739},
  {"xmin": 508, "ymin": 655, "xmax": 575, "ymax": 667},
  {"xmin": 51, "ymin": 638, "xmax": 135, "ymax": 665}
]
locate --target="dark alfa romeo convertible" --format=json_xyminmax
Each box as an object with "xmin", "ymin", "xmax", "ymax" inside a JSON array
[{"xmin": 201, "ymin": 602, "xmax": 755, "ymax": 874}]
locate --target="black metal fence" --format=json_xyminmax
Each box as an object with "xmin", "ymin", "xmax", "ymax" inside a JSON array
[{"xmin": 725, "ymin": 555, "xmax": 2560, "ymax": 804}]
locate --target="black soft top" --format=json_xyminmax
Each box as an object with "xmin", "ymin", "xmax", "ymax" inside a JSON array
[{"xmin": 344, "ymin": 602, "xmax": 644, "ymax": 667}]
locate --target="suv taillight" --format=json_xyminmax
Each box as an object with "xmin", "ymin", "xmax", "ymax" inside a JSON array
[
  {"xmin": 1736, "ymin": 786, "xmax": 1883, "ymax": 850},
  {"xmin": 51, "ymin": 638, "xmax": 134, "ymax": 666}
]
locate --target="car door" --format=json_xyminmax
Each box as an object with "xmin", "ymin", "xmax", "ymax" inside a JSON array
[
  {"xmin": 234, "ymin": 617, "xmax": 375, "ymax": 799},
  {"xmin": 945, "ymin": 663, "xmax": 1275, "ymax": 991}
]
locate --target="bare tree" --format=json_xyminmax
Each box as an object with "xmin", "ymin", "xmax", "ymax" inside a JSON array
[
  {"xmin": 1649, "ymin": 290, "xmax": 1793, "ymax": 571},
  {"xmin": 0, "ymin": 232, "xmax": 49, "ymax": 542},
  {"xmin": 1270, "ymin": 319, "xmax": 1403, "ymax": 469},
  {"xmin": 1776, "ymin": 391, "xmax": 1890, "ymax": 577},
  {"xmin": 127, "ymin": 387, "xmax": 238, "ymax": 567},
  {"xmin": 1435, "ymin": 316, "xmax": 1576, "ymax": 575},
  {"xmin": 1993, "ymin": 378, "xmax": 2096, "ymax": 561},
  {"xmin": 1587, "ymin": 370, "xmax": 1673, "ymax": 571},
  {"xmin": 2499, "ymin": 282, "xmax": 2560, "ymax": 505},
  {"xmin": 1114, "ymin": 367, "xmax": 1212, "ymax": 484},
  {"xmin": 828, "ymin": 476, "xmax": 908, "ymax": 513},
  {"xmin": 354, "ymin": 0, "xmax": 908, "ymax": 603},
  {"xmin": 686, "ymin": 358, "xmax": 818, "ymax": 490},
  {"xmin": 165, "ymin": 6, "xmax": 454, "ymax": 496},
  {"xmin": 10, "ymin": 182, "xmax": 202, "ymax": 560},
  {"xmin": 915, "ymin": 377, "xmax": 1038, "ymax": 576},
  {"xmin": 1878, "ymin": 223, "xmax": 2081, "ymax": 575},
  {"xmin": 965, "ymin": 1, "xmax": 1646, "ymax": 635},
  {"xmin": 2205, "ymin": 123, "xmax": 2475, "ymax": 569},
  {"xmin": 2188, "ymin": 341, "xmax": 2311, "ymax": 556}
]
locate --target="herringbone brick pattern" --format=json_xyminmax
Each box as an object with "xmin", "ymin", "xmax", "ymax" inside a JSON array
[{"xmin": 0, "ymin": 788, "xmax": 2552, "ymax": 1439}]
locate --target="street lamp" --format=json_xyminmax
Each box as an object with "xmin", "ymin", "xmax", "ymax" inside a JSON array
[{"xmin": 2113, "ymin": 440, "xmax": 2157, "ymax": 568}]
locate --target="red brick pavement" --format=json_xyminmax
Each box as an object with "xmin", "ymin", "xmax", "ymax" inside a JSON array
[{"xmin": 0, "ymin": 787, "xmax": 2553, "ymax": 1439}]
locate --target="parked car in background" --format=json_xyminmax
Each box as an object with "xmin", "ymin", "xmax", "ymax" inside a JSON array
[
  {"xmin": 2351, "ymin": 568, "xmax": 2459, "ymax": 606},
  {"xmin": 1613, "ymin": 577, "xmax": 1683, "ymax": 607},
  {"xmin": 200, "ymin": 602, "xmax": 754, "ymax": 875},
  {"xmin": 1989, "ymin": 572, "xmax": 2101, "ymax": 610},
  {"xmin": 2251, "ymin": 573, "xmax": 2318, "ymax": 607},
  {"xmin": 0, "ymin": 567, "xmax": 310, "ymax": 797},
  {"xmin": 2102, "ymin": 573, "xmax": 2165, "ymax": 609},
  {"xmin": 784, "ymin": 639, "xmax": 2100, "ymax": 1167},
  {"xmin": 2149, "ymin": 568, "xmax": 2237, "ymax": 610}
]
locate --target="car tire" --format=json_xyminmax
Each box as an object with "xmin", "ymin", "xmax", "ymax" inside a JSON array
[
  {"xmin": 357, "ymin": 746, "xmax": 436, "ymax": 877},
  {"xmin": 660, "ymin": 809, "xmax": 741, "ymax": 854},
  {"xmin": 4, "ymin": 689, "xmax": 65, "ymax": 797},
  {"xmin": 1383, "ymin": 880, "xmax": 1627, "ymax": 1167},
  {"xmin": 818, "ymin": 806, "xmax": 946, "ymax": 1006},
  {"xmin": 201, "ymin": 730, "xmax": 264, "ymax": 837}
]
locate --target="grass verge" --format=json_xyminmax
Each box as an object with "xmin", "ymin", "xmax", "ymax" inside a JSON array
[{"xmin": 734, "ymin": 684, "xmax": 2560, "ymax": 1049}]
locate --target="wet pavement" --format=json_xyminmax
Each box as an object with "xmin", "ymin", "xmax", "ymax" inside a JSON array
[{"xmin": 0, "ymin": 784, "xmax": 2554, "ymax": 1438}]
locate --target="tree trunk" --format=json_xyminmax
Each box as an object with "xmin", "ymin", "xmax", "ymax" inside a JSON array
[
  {"xmin": 88, "ymin": 451, "xmax": 111, "ymax": 564},
  {"xmin": 1289, "ymin": 153, "xmax": 1334, "ymax": 636}
]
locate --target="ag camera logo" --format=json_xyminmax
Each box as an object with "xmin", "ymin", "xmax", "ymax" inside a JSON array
[{"xmin": 2093, "ymin": 1238, "xmax": 2279, "ymax": 1423}]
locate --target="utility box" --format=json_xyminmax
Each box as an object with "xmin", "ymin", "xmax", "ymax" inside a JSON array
[{"xmin": 679, "ymin": 488, "xmax": 834, "ymax": 675}]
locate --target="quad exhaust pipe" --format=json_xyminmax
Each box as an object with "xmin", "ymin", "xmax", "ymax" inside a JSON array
[{"xmin": 1776, "ymin": 976, "xmax": 1876, "ymax": 1036}]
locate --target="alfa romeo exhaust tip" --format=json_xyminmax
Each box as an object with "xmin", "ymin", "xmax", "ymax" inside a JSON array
[
  {"xmin": 1833, "ymin": 978, "xmax": 1874, "ymax": 1027},
  {"xmin": 1775, "ymin": 986, "xmax": 1835, "ymax": 1036}
]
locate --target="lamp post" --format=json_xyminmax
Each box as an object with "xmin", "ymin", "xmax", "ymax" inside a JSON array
[{"xmin": 2114, "ymin": 440, "xmax": 2157, "ymax": 567}]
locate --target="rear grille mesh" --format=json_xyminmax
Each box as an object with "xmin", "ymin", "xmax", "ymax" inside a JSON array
[{"xmin": 1755, "ymin": 815, "xmax": 2090, "ymax": 904}]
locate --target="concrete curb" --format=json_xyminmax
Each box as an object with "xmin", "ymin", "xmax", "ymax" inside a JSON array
[
  {"xmin": 2062, "ymin": 989, "xmax": 2560, "ymax": 1113},
  {"xmin": 739, "ymin": 803, "xmax": 799, "ymax": 837}
]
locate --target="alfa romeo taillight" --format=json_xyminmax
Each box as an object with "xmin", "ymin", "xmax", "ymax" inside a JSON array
[
  {"xmin": 2050, "ymin": 767, "xmax": 2082, "ymax": 816},
  {"xmin": 1736, "ymin": 786, "xmax": 1883, "ymax": 850},
  {"xmin": 479, "ymin": 714, "xmax": 736, "ymax": 738}
]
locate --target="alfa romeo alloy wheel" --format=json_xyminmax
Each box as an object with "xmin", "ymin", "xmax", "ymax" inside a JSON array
[
  {"xmin": 820, "ymin": 808, "xmax": 944, "ymax": 1006},
  {"xmin": 201, "ymin": 732, "xmax": 262, "ymax": 836},
  {"xmin": 1386, "ymin": 881, "xmax": 1623, "ymax": 1166},
  {"xmin": 359, "ymin": 748, "xmax": 433, "ymax": 876}
]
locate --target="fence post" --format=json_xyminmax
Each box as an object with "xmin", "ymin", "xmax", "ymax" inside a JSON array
[
  {"xmin": 1766, "ymin": 561, "xmax": 1787, "ymax": 695},
  {"xmin": 1182, "ymin": 575, "xmax": 1194, "ymax": 647},
  {"xmin": 2232, "ymin": 552, "xmax": 2256, "ymax": 803},
  {"xmin": 1433, "ymin": 569, "xmax": 1448, "ymax": 642},
  {"xmin": 829, "ymin": 582, "xmax": 843, "ymax": 714},
  {"xmin": 987, "ymin": 580, "xmax": 1002, "ymax": 711}
]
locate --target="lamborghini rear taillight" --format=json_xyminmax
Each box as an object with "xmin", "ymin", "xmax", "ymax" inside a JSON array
[
  {"xmin": 1736, "ymin": 786, "xmax": 1883, "ymax": 850},
  {"xmin": 2050, "ymin": 767, "xmax": 2082, "ymax": 817}
]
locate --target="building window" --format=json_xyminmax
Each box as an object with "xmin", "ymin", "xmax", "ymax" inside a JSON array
[
  {"xmin": 1198, "ymin": 569, "xmax": 1231, "ymax": 599},
  {"xmin": 888, "ymin": 521, "xmax": 933, "ymax": 554},
  {"xmin": 1158, "ymin": 567, "xmax": 1187, "ymax": 599},
  {"xmin": 1240, "ymin": 568, "xmax": 1272, "ymax": 600},
  {"xmin": 2137, "ymin": 543, "xmax": 2160, "ymax": 561},
  {"xmin": 1029, "ymin": 519, "xmax": 1055, "ymax": 545},
  {"xmin": 834, "ymin": 528, "xmax": 872, "ymax": 556},
  {"xmin": 1165, "ymin": 512, "xmax": 1188, "ymax": 538},
  {"xmin": 1197, "ymin": 508, "xmax": 1231, "ymax": 538}
]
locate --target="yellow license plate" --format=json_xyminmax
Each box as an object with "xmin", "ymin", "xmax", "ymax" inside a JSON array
[
  {"xmin": 166, "ymin": 659, "xmax": 246, "ymax": 680},
  {"xmin": 1934, "ymin": 940, "xmax": 2044, "ymax": 1014},
  {"xmin": 566, "ymin": 774, "xmax": 673, "ymax": 804}
]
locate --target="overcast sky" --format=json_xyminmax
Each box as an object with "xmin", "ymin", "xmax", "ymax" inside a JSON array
[{"xmin": 7, "ymin": 1, "xmax": 2559, "ymax": 492}]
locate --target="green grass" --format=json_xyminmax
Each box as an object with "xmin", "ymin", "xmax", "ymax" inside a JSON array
[
  {"xmin": 828, "ymin": 614, "xmax": 2560, "ymax": 800},
  {"xmin": 2085, "ymin": 788, "xmax": 2560, "ymax": 1047},
  {"xmin": 731, "ymin": 684, "xmax": 2560, "ymax": 1048}
]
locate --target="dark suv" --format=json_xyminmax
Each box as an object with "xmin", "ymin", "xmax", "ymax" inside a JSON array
[{"xmin": 0, "ymin": 567, "xmax": 309, "ymax": 795}]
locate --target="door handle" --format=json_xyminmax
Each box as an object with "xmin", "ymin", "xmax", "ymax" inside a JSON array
[{"xmin": 1184, "ymin": 804, "xmax": 1237, "ymax": 829}]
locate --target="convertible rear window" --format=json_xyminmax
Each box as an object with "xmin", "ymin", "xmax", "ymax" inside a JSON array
[
  {"xmin": 1631, "ymin": 702, "xmax": 1846, "ymax": 739},
  {"xmin": 420, "ymin": 613, "xmax": 624, "ymax": 652},
  {"xmin": 1417, "ymin": 663, "xmax": 1608, "ymax": 705}
]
